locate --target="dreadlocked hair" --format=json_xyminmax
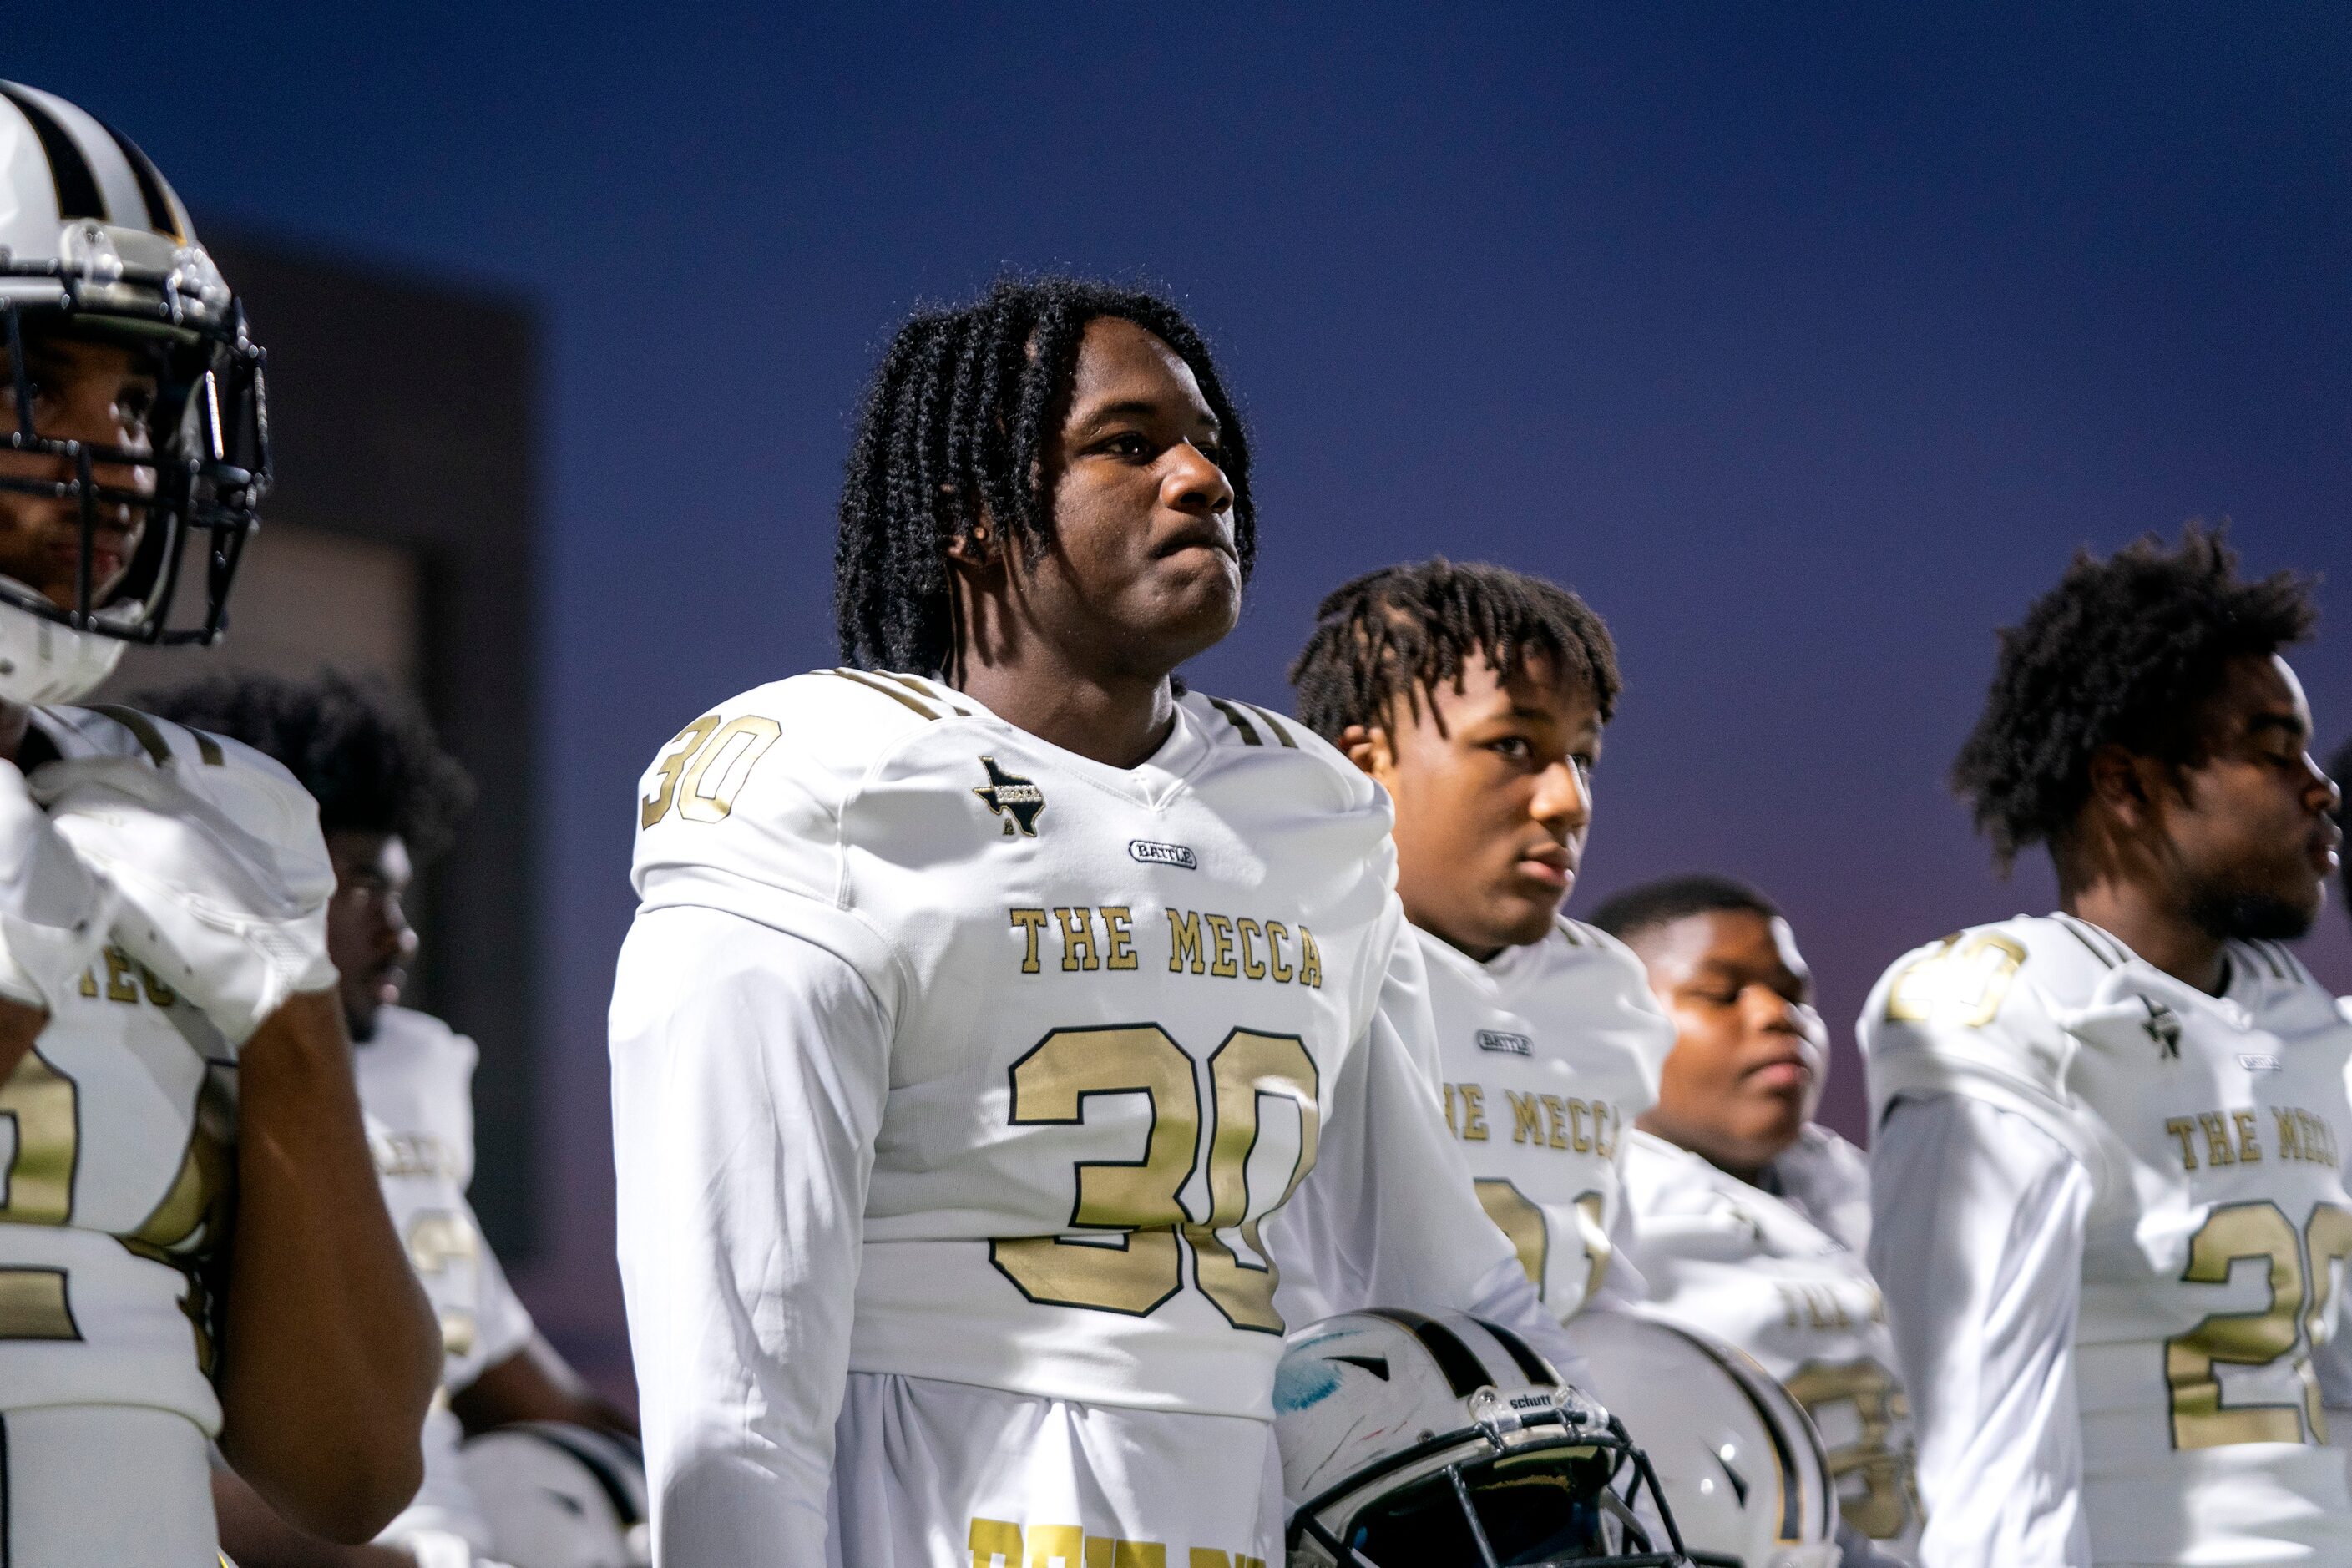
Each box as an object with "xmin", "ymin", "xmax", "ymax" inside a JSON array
[
  {"xmin": 134, "ymin": 669, "xmax": 477, "ymax": 864},
  {"xmin": 1587, "ymin": 873, "xmax": 1782, "ymax": 949},
  {"xmin": 1952, "ymin": 521, "xmax": 2318, "ymax": 871},
  {"xmin": 1288, "ymin": 557, "xmax": 1621, "ymax": 742},
  {"xmin": 834, "ymin": 275, "xmax": 1255, "ymax": 675}
]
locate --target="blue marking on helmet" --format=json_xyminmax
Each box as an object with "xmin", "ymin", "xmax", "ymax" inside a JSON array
[{"xmin": 1274, "ymin": 1356, "xmax": 1345, "ymax": 1414}]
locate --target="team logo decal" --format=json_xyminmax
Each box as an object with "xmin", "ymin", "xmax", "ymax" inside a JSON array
[
  {"xmin": 973, "ymin": 756, "xmax": 1045, "ymax": 837},
  {"xmin": 2141, "ymin": 999, "xmax": 2182, "ymax": 1059},
  {"xmin": 1128, "ymin": 839, "xmax": 1197, "ymax": 869},
  {"xmin": 1474, "ymin": 1029, "xmax": 1532, "ymax": 1056}
]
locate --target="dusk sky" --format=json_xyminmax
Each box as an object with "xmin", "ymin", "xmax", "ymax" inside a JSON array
[{"xmin": 21, "ymin": 4, "xmax": 2349, "ymax": 1385}]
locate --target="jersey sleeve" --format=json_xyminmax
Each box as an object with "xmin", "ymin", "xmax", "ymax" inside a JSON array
[
  {"xmin": 1267, "ymin": 908, "xmax": 1589, "ymax": 1382},
  {"xmin": 1870, "ymin": 1094, "xmax": 2093, "ymax": 1568},
  {"xmin": 609, "ymin": 903, "xmax": 893, "ymax": 1565},
  {"xmin": 630, "ymin": 675, "xmax": 923, "ymax": 1004},
  {"xmin": 1859, "ymin": 928, "xmax": 2104, "ymax": 1171}
]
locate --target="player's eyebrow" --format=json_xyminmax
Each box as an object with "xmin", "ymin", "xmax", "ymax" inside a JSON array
[
  {"xmin": 1075, "ymin": 398, "xmax": 1219, "ymax": 438},
  {"xmin": 2246, "ymin": 710, "xmax": 2308, "ymax": 742}
]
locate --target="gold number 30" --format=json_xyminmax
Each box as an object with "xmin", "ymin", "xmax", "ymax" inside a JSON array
[
  {"xmin": 640, "ymin": 713, "xmax": 783, "ymax": 828},
  {"xmin": 990, "ymin": 1024, "xmax": 1318, "ymax": 1333},
  {"xmin": 2167, "ymin": 1200, "xmax": 2352, "ymax": 1449}
]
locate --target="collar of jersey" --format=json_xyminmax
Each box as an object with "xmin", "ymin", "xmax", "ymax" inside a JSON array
[
  {"xmin": 933, "ymin": 680, "xmax": 1213, "ymax": 811},
  {"xmin": 2047, "ymin": 913, "xmax": 2259, "ymax": 1029}
]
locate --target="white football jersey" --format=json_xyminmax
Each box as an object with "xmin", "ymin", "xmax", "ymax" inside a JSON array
[
  {"xmin": 622, "ymin": 670, "xmax": 1517, "ymax": 1423},
  {"xmin": 1420, "ymin": 918, "xmax": 1672, "ymax": 1318},
  {"xmin": 0, "ymin": 705, "xmax": 328, "ymax": 1432},
  {"xmin": 355, "ymin": 1004, "xmax": 534, "ymax": 1394},
  {"xmin": 1863, "ymin": 913, "xmax": 2352, "ymax": 1565},
  {"xmin": 1623, "ymin": 1126, "xmax": 1922, "ymax": 1556}
]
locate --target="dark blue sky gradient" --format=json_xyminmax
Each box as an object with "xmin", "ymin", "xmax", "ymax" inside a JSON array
[{"xmin": 21, "ymin": 5, "xmax": 2350, "ymax": 1382}]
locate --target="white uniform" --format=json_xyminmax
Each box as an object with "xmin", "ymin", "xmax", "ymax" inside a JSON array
[
  {"xmin": 1622, "ymin": 1125, "xmax": 1923, "ymax": 1560},
  {"xmin": 609, "ymin": 671, "xmax": 1571, "ymax": 1567},
  {"xmin": 1419, "ymin": 918, "xmax": 1673, "ymax": 1317},
  {"xmin": 0, "ymin": 705, "xmax": 327, "ymax": 1567},
  {"xmin": 1862, "ymin": 913, "xmax": 2352, "ymax": 1568},
  {"xmin": 357, "ymin": 1003, "xmax": 538, "ymax": 1556}
]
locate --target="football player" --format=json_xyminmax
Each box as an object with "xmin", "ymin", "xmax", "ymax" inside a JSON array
[
  {"xmin": 1287, "ymin": 558, "xmax": 1674, "ymax": 1322},
  {"xmin": 1592, "ymin": 873, "xmax": 1920, "ymax": 1563},
  {"xmin": 1861, "ymin": 525, "xmax": 2350, "ymax": 1567},
  {"xmin": 0, "ymin": 83, "xmax": 438, "ymax": 1565},
  {"xmin": 139, "ymin": 671, "xmax": 635, "ymax": 1568},
  {"xmin": 609, "ymin": 279, "xmax": 1581, "ymax": 1565}
]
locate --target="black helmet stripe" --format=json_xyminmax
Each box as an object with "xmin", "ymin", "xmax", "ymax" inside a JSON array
[
  {"xmin": 0, "ymin": 83, "xmax": 105, "ymax": 223},
  {"xmin": 99, "ymin": 121, "xmax": 181, "ymax": 241},
  {"xmin": 1677, "ymin": 1329, "xmax": 1803, "ymax": 1540},
  {"xmin": 1362, "ymin": 1308, "xmax": 1491, "ymax": 1399},
  {"xmin": 1472, "ymin": 1316, "xmax": 1559, "ymax": 1387}
]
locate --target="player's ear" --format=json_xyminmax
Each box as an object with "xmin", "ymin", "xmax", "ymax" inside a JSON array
[
  {"xmin": 944, "ymin": 510, "xmax": 999, "ymax": 573},
  {"xmin": 2086, "ymin": 743, "xmax": 2153, "ymax": 823},
  {"xmin": 1338, "ymin": 723, "xmax": 1391, "ymax": 781}
]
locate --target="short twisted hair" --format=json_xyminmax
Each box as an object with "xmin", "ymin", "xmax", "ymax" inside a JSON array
[
  {"xmin": 1588, "ymin": 874, "xmax": 1782, "ymax": 949},
  {"xmin": 134, "ymin": 669, "xmax": 477, "ymax": 863},
  {"xmin": 834, "ymin": 276, "xmax": 1254, "ymax": 675},
  {"xmin": 1288, "ymin": 557, "xmax": 1620, "ymax": 741},
  {"xmin": 1952, "ymin": 523, "xmax": 2318, "ymax": 869}
]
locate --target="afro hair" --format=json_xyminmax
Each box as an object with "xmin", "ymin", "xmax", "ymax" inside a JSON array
[
  {"xmin": 133, "ymin": 669, "xmax": 477, "ymax": 864},
  {"xmin": 1952, "ymin": 523, "xmax": 2317, "ymax": 871}
]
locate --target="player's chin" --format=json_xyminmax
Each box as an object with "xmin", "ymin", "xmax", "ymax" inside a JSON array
[
  {"xmin": 1136, "ymin": 564, "xmax": 1241, "ymax": 650},
  {"xmin": 1487, "ymin": 888, "xmax": 1565, "ymax": 948}
]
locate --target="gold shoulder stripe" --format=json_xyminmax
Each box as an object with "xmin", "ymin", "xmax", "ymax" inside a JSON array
[
  {"xmin": 883, "ymin": 672, "xmax": 973, "ymax": 717},
  {"xmin": 90, "ymin": 705, "xmax": 173, "ymax": 766},
  {"xmin": 827, "ymin": 668, "xmax": 942, "ymax": 721},
  {"xmin": 189, "ymin": 729, "xmax": 225, "ymax": 766},
  {"xmin": 1206, "ymin": 695, "xmax": 1262, "ymax": 745},
  {"xmin": 1242, "ymin": 702, "xmax": 1299, "ymax": 748}
]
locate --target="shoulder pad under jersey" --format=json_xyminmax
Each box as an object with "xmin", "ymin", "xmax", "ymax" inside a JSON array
[{"xmin": 32, "ymin": 702, "xmax": 332, "ymax": 898}]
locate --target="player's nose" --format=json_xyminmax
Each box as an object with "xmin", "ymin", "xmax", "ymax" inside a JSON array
[
  {"xmin": 1530, "ymin": 758, "xmax": 1591, "ymax": 832},
  {"xmin": 1162, "ymin": 438, "xmax": 1234, "ymax": 518}
]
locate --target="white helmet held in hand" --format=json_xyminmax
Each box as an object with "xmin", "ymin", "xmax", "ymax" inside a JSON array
[
  {"xmin": 1571, "ymin": 1314, "xmax": 1841, "ymax": 1568},
  {"xmin": 1277, "ymin": 1308, "xmax": 1690, "ymax": 1566},
  {"xmin": 0, "ymin": 81, "xmax": 267, "ymax": 703},
  {"xmin": 463, "ymin": 1423, "xmax": 650, "ymax": 1568}
]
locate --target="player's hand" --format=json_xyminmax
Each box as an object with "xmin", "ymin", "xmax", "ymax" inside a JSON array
[
  {"xmin": 0, "ymin": 758, "xmax": 114, "ymax": 1010},
  {"xmin": 35, "ymin": 757, "xmax": 336, "ymax": 1044}
]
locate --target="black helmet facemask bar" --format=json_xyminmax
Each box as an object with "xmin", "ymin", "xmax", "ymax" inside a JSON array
[
  {"xmin": 0, "ymin": 253, "xmax": 267, "ymax": 646},
  {"xmin": 1291, "ymin": 1409, "xmax": 1697, "ymax": 1568}
]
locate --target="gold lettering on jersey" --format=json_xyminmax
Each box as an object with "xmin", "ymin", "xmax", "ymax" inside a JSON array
[
  {"xmin": 1235, "ymin": 918, "xmax": 1267, "ymax": 980},
  {"xmin": 966, "ymin": 1517, "xmax": 1263, "ymax": 1568},
  {"xmin": 1262, "ymin": 921, "xmax": 1293, "ymax": 983},
  {"xmin": 1458, "ymin": 1084, "xmax": 1488, "ymax": 1141},
  {"xmin": 2170, "ymin": 1106, "xmax": 2334, "ymax": 1171},
  {"xmin": 1203, "ymin": 914, "xmax": 1238, "ymax": 978},
  {"xmin": 1776, "ymin": 1282, "xmax": 1884, "ymax": 1331},
  {"xmin": 2198, "ymin": 1113, "xmax": 2237, "ymax": 1168},
  {"xmin": 1100, "ymin": 907, "xmax": 1137, "ymax": 970},
  {"xmin": 372, "ymin": 1131, "xmax": 461, "ymax": 1181},
  {"xmin": 1169, "ymin": 910, "xmax": 1205, "ymax": 973},
  {"xmin": 1055, "ymin": 908, "xmax": 1101, "ymax": 972},
  {"xmin": 72, "ymin": 946, "xmax": 177, "ymax": 1009},
  {"xmin": 1509, "ymin": 1090, "xmax": 1543, "ymax": 1143},
  {"xmin": 1009, "ymin": 908, "xmax": 1048, "ymax": 974},
  {"xmin": 1783, "ymin": 1358, "xmax": 1920, "ymax": 1540}
]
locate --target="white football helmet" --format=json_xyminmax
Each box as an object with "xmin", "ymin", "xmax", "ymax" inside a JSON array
[
  {"xmin": 1571, "ymin": 1314, "xmax": 1840, "ymax": 1568},
  {"xmin": 462, "ymin": 1423, "xmax": 650, "ymax": 1568},
  {"xmin": 1277, "ymin": 1308, "xmax": 1689, "ymax": 1567},
  {"xmin": 0, "ymin": 82, "xmax": 266, "ymax": 703}
]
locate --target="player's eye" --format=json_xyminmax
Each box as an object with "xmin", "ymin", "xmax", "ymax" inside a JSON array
[
  {"xmin": 114, "ymin": 386, "xmax": 154, "ymax": 429},
  {"xmin": 1098, "ymin": 431, "xmax": 1151, "ymax": 458},
  {"xmin": 1489, "ymin": 736, "xmax": 1532, "ymax": 761}
]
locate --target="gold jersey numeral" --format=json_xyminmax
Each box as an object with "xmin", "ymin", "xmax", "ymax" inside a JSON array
[
  {"xmin": 640, "ymin": 713, "xmax": 785, "ymax": 828},
  {"xmin": 1783, "ymin": 1357, "xmax": 1920, "ymax": 1540},
  {"xmin": 2166, "ymin": 1200, "xmax": 2352, "ymax": 1449},
  {"xmin": 989, "ymin": 1023, "xmax": 1318, "ymax": 1332},
  {"xmin": 1474, "ymin": 1180, "xmax": 1548, "ymax": 1297},
  {"xmin": 0, "ymin": 1049, "xmax": 81, "ymax": 1340},
  {"xmin": 1885, "ymin": 933, "xmax": 2026, "ymax": 1027}
]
